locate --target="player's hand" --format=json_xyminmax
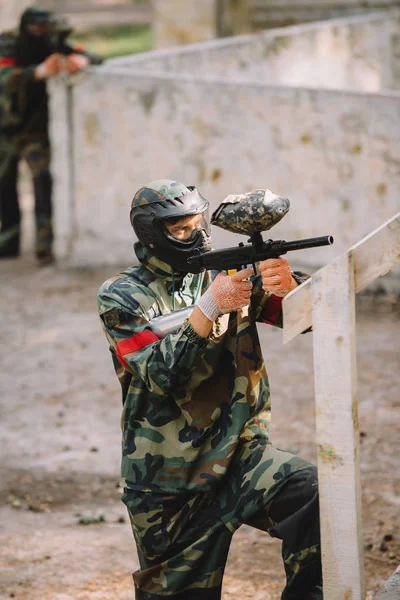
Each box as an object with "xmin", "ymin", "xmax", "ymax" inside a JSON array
[
  {"xmin": 64, "ymin": 53, "xmax": 90, "ymax": 74},
  {"xmin": 197, "ymin": 267, "xmax": 254, "ymax": 321},
  {"xmin": 258, "ymin": 257, "xmax": 297, "ymax": 297},
  {"xmin": 34, "ymin": 53, "xmax": 62, "ymax": 79}
]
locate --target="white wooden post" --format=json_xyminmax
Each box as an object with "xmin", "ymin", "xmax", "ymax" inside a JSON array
[
  {"xmin": 282, "ymin": 212, "xmax": 400, "ymax": 598},
  {"xmin": 312, "ymin": 253, "xmax": 364, "ymax": 599}
]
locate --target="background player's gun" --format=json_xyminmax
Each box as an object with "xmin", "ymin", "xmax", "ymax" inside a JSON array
[{"xmin": 49, "ymin": 16, "xmax": 103, "ymax": 64}]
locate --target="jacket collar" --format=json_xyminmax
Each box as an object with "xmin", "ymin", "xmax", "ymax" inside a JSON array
[{"xmin": 134, "ymin": 242, "xmax": 185, "ymax": 283}]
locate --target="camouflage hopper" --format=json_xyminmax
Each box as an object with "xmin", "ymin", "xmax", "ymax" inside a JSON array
[{"xmin": 211, "ymin": 189, "xmax": 290, "ymax": 235}]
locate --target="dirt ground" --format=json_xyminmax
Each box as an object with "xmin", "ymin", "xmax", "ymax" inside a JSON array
[{"xmin": 0, "ymin": 191, "xmax": 399, "ymax": 600}]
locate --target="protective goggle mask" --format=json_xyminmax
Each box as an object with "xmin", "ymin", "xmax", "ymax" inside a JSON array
[{"xmin": 162, "ymin": 209, "xmax": 210, "ymax": 247}]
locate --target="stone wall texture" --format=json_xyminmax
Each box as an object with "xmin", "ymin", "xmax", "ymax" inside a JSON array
[
  {"xmin": 111, "ymin": 12, "xmax": 400, "ymax": 92},
  {"xmin": 0, "ymin": 0, "xmax": 32, "ymax": 30}
]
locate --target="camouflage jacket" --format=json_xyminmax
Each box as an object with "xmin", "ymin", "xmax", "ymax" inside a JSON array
[
  {"xmin": 0, "ymin": 30, "xmax": 101, "ymax": 135},
  {"xmin": 97, "ymin": 244, "xmax": 296, "ymax": 494}
]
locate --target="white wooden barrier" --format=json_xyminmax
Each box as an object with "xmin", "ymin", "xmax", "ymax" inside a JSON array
[{"xmin": 282, "ymin": 212, "xmax": 400, "ymax": 600}]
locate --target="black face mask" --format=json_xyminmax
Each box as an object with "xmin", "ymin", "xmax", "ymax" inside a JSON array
[
  {"xmin": 14, "ymin": 28, "xmax": 55, "ymax": 68},
  {"xmin": 15, "ymin": 9, "xmax": 70, "ymax": 68},
  {"xmin": 131, "ymin": 187, "xmax": 212, "ymax": 274},
  {"xmin": 160, "ymin": 230, "xmax": 212, "ymax": 273},
  {"xmin": 150, "ymin": 211, "xmax": 212, "ymax": 274}
]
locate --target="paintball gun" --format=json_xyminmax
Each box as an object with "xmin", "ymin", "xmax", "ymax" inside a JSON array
[
  {"xmin": 187, "ymin": 232, "xmax": 334, "ymax": 273},
  {"xmin": 149, "ymin": 189, "xmax": 334, "ymax": 337},
  {"xmin": 49, "ymin": 16, "xmax": 103, "ymax": 64},
  {"xmin": 149, "ymin": 233, "xmax": 333, "ymax": 339}
]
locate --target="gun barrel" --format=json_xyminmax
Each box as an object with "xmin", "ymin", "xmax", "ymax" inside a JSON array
[
  {"xmin": 282, "ymin": 235, "xmax": 334, "ymax": 252},
  {"xmin": 187, "ymin": 234, "xmax": 334, "ymax": 271}
]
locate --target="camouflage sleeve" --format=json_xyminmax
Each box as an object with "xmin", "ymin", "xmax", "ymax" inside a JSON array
[
  {"xmin": 97, "ymin": 289, "xmax": 209, "ymax": 397},
  {"xmin": 251, "ymin": 275, "xmax": 283, "ymax": 328},
  {"xmin": 0, "ymin": 34, "xmax": 37, "ymax": 91},
  {"xmin": 252, "ymin": 270, "xmax": 311, "ymax": 329},
  {"xmin": 0, "ymin": 62, "xmax": 36, "ymax": 91}
]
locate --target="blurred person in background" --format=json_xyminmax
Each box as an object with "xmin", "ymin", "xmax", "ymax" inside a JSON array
[
  {"xmin": 97, "ymin": 180, "xmax": 323, "ymax": 600},
  {"xmin": 0, "ymin": 5, "xmax": 103, "ymax": 266}
]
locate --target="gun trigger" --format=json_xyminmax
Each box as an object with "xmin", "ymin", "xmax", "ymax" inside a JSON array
[{"xmin": 227, "ymin": 269, "xmax": 237, "ymax": 275}]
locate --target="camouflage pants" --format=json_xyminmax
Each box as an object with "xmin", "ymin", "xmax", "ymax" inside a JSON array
[
  {"xmin": 0, "ymin": 134, "xmax": 53, "ymax": 257},
  {"xmin": 123, "ymin": 439, "xmax": 323, "ymax": 600}
]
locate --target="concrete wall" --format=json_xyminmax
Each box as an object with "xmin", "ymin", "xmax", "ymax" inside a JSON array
[
  {"xmin": 153, "ymin": 0, "xmax": 218, "ymax": 48},
  {"xmin": 0, "ymin": 0, "xmax": 32, "ymax": 31},
  {"xmin": 251, "ymin": 0, "xmax": 400, "ymax": 30},
  {"xmin": 110, "ymin": 12, "xmax": 400, "ymax": 92},
  {"xmin": 152, "ymin": 0, "xmax": 252, "ymax": 47},
  {"xmin": 50, "ymin": 70, "xmax": 400, "ymax": 275},
  {"xmin": 152, "ymin": 0, "xmax": 400, "ymax": 47},
  {"xmin": 48, "ymin": 12, "xmax": 400, "ymax": 289}
]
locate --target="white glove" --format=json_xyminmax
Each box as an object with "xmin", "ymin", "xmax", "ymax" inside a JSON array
[
  {"xmin": 34, "ymin": 53, "xmax": 61, "ymax": 80},
  {"xmin": 63, "ymin": 53, "xmax": 90, "ymax": 74},
  {"xmin": 197, "ymin": 267, "xmax": 254, "ymax": 321}
]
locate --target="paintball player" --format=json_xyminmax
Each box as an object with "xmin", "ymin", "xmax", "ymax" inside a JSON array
[
  {"xmin": 97, "ymin": 180, "xmax": 323, "ymax": 600},
  {"xmin": 0, "ymin": 5, "xmax": 103, "ymax": 265}
]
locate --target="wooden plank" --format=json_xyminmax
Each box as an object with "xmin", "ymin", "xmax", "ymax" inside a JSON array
[
  {"xmin": 352, "ymin": 213, "xmax": 400, "ymax": 292},
  {"xmin": 282, "ymin": 277, "xmax": 312, "ymax": 343},
  {"xmin": 312, "ymin": 252, "xmax": 364, "ymax": 600},
  {"xmin": 283, "ymin": 212, "xmax": 400, "ymax": 343}
]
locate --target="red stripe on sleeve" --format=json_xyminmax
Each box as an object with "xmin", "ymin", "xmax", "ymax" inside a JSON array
[
  {"xmin": 116, "ymin": 330, "xmax": 159, "ymax": 367},
  {"xmin": 261, "ymin": 294, "xmax": 283, "ymax": 325},
  {"xmin": 0, "ymin": 57, "xmax": 16, "ymax": 67}
]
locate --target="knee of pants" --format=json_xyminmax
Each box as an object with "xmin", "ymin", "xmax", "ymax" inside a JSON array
[
  {"xmin": 269, "ymin": 466, "xmax": 318, "ymax": 523},
  {"xmin": 268, "ymin": 466, "xmax": 320, "ymax": 551}
]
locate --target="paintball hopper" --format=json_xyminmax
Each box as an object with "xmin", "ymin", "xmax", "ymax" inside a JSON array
[{"xmin": 211, "ymin": 189, "xmax": 290, "ymax": 235}]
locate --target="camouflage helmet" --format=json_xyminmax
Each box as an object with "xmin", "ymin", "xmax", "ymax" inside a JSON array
[{"xmin": 130, "ymin": 179, "xmax": 211, "ymax": 273}]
